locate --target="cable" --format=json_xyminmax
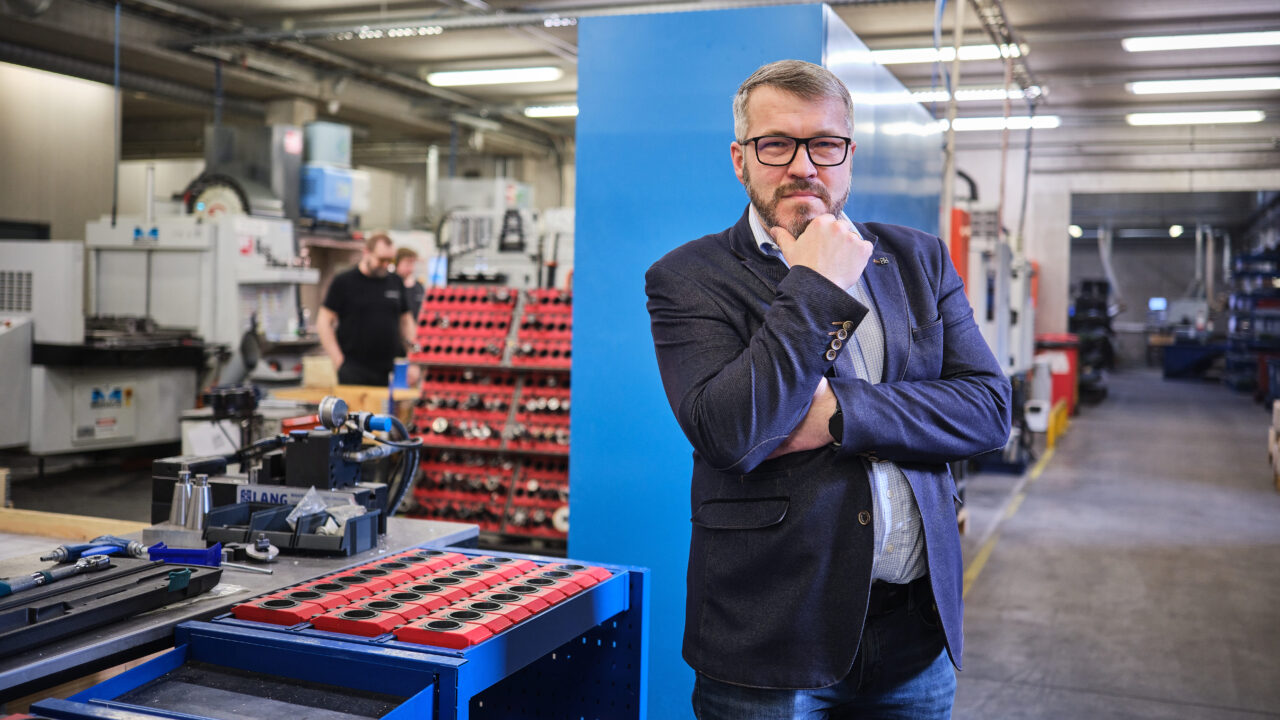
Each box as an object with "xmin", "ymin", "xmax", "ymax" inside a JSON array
[{"xmin": 383, "ymin": 415, "xmax": 418, "ymax": 517}]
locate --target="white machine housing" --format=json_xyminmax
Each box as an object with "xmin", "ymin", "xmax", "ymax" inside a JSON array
[
  {"xmin": 0, "ymin": 241, "xmax": 198, "ymax": 454},
  {"xmin": 965, "ymin": 209, "xmax": 1036, "ymax": 377},
  {"xmin": 85, "ymin": 214, "xmax": 319, "ymax": 383},
  {"xmin": 0, "ymin": 317, "xmax": 32, "ymax": 449}
]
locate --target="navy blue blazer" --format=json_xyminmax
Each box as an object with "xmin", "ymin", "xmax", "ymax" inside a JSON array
[{"xmin": 645, "ymin": 208, "xmax": 1011, "ymax": 689}]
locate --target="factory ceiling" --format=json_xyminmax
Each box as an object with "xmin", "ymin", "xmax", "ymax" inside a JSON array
[{"xmin": 1, "ymin": 0, "xmax": 1278, "ymax": 163}]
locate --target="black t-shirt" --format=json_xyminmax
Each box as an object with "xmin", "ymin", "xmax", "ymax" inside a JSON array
[
  {"xmin": 323, "ymin": 266, "xmax": 410, "ymax": 374},
  {"xmin": 404, "ymin": 279, "xmax": 425, "ymax": 321}
]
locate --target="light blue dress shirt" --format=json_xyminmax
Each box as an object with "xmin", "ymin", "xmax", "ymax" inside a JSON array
[{"xmin": 748, "ymin": 206, "xmax": 927, "ymax": 584}]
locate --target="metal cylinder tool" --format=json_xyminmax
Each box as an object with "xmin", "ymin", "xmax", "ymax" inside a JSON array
[
  {"xmin": 0, "ymin": 554, "xmax": 111, "ymax": 597},
  {"xmin": 185, "ymin": 474, "xmax": 213, "ymax": 531},
  {"xmin": 168, "ymin": 469, "xmax": 193, "ymax": 527}
]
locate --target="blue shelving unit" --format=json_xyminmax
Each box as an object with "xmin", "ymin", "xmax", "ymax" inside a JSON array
[
  {"xmin": 31, "ymin": 546, "xmax": 648, "ymax": 720},
  {"xmin": 1226, "ymin": 250, "xmax": 1280, "ymax": 394}
]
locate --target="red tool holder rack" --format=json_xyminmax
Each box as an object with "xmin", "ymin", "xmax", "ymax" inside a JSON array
[
  {"xmin": 408, "ymin": 286, "xmax": 572, "ymax": 547},
  {"xmin": 227, "ymin": 548, "xmax": 615, "ymax": 652}
]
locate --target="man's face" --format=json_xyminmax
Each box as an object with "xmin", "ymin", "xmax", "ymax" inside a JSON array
[
  {"xmin": 731, "ymin": 86, "xmax": 855, "ymax": 238},
  {"xmin": 395, "ymin": 257, "xmax": 416, "ymax": 280},
  {"xmin": 366, "ymin": 240, "xmax": 395, "ymax": 277}
]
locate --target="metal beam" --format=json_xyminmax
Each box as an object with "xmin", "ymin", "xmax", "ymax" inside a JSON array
[{"xmin": 0, "ymin": 39, "xmax": 266, "ymax": 116}]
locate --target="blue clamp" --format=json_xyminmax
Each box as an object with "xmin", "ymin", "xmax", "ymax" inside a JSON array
[{"xmin": 148, "ymin": 542, "xmax": 222, "ymax": 567}]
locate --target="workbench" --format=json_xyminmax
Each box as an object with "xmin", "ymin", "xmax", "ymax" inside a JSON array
[{"xmin": 0, "ymin": 517, "xmax": 477, "ymax": 704}]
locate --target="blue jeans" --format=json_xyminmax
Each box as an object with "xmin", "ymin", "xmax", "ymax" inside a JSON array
[{"xmin": 692, "ymin": 595, "xmax": 956, "ymax": 719}]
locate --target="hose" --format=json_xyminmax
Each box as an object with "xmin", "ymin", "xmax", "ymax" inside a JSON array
[{"xmin": 385, "ymin": 415, "xmax": 419, "ymax": 518}]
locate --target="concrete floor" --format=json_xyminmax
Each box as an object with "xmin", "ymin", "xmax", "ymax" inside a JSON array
[{"xmin": 955, "ymin": 368, "xmax": 1280, "ymax": 719}]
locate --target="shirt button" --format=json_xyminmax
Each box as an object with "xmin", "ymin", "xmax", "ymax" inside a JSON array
[
  {"xmin": 887, "ymin": 544, "xmax": 895, "ymax": 553},
  {"xmin": 858, "ymin": 510, "xmax": 871, "ymax": 525},
  {"xmin": 887, "ymin": 491, "xmax": 893, "ymax": 499}
]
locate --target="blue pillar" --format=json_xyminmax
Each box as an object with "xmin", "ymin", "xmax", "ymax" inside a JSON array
[{"xmin": 571, "ymin": 5, "xmax": 941, "ymax": 717}]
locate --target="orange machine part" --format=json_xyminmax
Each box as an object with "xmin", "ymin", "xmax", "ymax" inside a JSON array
[{"xmin": 949, "ymin": 208, "xmax": 971, "ymax": 289}]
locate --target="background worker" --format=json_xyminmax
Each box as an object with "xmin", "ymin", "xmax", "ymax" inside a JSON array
[{"xmin": 317, "ymin": 232, "xmax": 416, "ymax": 386}]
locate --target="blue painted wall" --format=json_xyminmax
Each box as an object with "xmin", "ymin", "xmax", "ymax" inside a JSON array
[{"xmin": 571, "ymin": 5, "xmax": 940, "ymax": 717}]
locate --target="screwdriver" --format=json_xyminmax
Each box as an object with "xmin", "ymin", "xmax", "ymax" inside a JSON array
[{"xmin": 0, "ymin": 555, "xmax": 112, "ymax": 597}]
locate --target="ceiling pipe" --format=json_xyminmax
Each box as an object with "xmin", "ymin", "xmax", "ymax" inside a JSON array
[
  {"xmin": 4, "ymin": 0, "xmax": 54, "ymax": 17},
  {"xmin": 0, "ymin": 39, "xmax": 266, "ymax": 116}
]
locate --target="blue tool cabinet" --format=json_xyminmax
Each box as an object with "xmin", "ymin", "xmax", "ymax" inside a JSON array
[{"xmin": 31, "ymin": 546, "xmax": 648, "ymax": 720}]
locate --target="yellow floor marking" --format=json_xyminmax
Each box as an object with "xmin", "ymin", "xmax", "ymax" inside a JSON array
[{"xmin": 963, "ymin": 445, "xmax": 1056, "ymax": 597}]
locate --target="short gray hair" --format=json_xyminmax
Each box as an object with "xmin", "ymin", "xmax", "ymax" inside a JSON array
[{"xmin": 733, "ymin": 60, "xmax": 854, "ymax": 140}]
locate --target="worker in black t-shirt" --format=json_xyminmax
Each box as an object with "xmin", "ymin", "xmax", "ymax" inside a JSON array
[
  {"xmin": 394, "ymin": 246, "xmax": 426, "ymax": 318},
  {"xmin": 317, "ymin": 232, "xmax": 415, "ymax": 386}
]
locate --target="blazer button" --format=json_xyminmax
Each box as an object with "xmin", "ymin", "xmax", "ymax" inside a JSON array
[
  {"xmin": 825, "ymin": 348, "xmax": 838, "ymax": 361},
  {"xmin": 842, "ymin": 321, "xmax": 855, "ymax": 333},
  {"xmin": 829, "ymin": 338, "xmax": 843, "ymax": 352},
  {"xmin": 857, "ymin": 510, "xmax": 871, "ymax": 525},
  {"xmin": 835, "ymin": 327, "xmax": 849, "ymax": 341}
]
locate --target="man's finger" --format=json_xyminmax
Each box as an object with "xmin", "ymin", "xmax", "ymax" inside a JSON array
[{"xmin": 769, "ymin": 225, "xmax": 797, "ymax": 249}]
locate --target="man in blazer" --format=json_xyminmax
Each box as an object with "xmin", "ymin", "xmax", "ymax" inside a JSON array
[{"xmin": 645, "ymin": 60, "xmax": 1011, "ymax": 718}]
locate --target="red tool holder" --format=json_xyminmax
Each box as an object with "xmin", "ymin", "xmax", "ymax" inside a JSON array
[
  {"xmin": 231, "ymin": 597, "xmax": 325, "ymax": 626},
  {"xmin": 394, "ymin": 617, "xmax": 492, "ymax": 649},
  {"xmin": 311, "ymin": 607, "xmax": 403, "ymax": 637},
  {"xmin": 369, "ymin": 589, "xmax": 450, "ymax": 616},
  {"xmin": 398, "ymin": 581, "xmax": 469, "ymax": 604},
  {"xmin": 428, "ymin": 607, "xmax": 513, "ymax": 634}
]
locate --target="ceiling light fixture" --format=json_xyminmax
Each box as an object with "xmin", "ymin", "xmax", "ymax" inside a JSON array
[
  {"xmin": 1125, "ymin": 110, "xmax": 1265, "ymax": 126},
  {"xmin": 949, "ymin": 115, "xmax": 1061, "ymax": 131},
  {"xmin": 1068, "ymin": 225, "xmax": 1083, "ymax": 239},
  {"xmin": 871, "ymin": 44, "xmax": 1025, "ymax": 65},
  {"xmin": 1169, "ymin": 225, "xmax": 1184, "ymax": 238},
  {"xmin": 523, "ymin": 105, "xmax": 578, "ymax": 118},
  {"xmin": 426, "ymin": 66, "xmax": 563, "ymax": 87},
  {"xmin": 912, "ymin": 86, "xmax": 1043, "ymax": 103},
  {"xmin": 1127, "ymin": 77, "xmax": 1280, "ymax": 95},
  {"xmin": 1122, "ymin": 31, "xmax": 1280, "ymax": 53}
]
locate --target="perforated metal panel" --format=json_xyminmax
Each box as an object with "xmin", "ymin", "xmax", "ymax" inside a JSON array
[{"xmin": 0, "ymin": 270, "xmax": 33, "ymax": 313}]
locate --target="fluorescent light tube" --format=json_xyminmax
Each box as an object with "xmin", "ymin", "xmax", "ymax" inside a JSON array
[
  {"xmin": 911, "ymin": 86, "xmax": 1042, "ymax": 103},
  {"xmin": 427, "ymin": 66, "xmax": 563, "ymax": 87},
  {"xmin": 871, "ymin": 44, "xmax": 1023, "ymax": 65},
  {"xmin": 1122, "ymin": 31, "xmax": 1280, "ymax": 53},
  {"xmin": 1125, "ymin": 110, "xmax": 1265, "ymax": 126},
  {"xmin": 949, "ymin": 115, "xmax": 1060, "ymax": 131},
  {"xmin": 524, "ymin": 105, "xmax": 578, "ymax": 118},
  {"xmin": 1128, "ymin": 77, "xmax": 1280, "ymax": 94}
]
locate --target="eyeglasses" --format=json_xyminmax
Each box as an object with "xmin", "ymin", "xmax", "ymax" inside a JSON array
[{"xmin": 740, "ymin": 135, "xmax": 852, "ymax": 167}]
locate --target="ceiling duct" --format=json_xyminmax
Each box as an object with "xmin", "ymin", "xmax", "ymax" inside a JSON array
[{"xmin": 2, "ymin": 0, "xmax": 54, "ymax": 18}]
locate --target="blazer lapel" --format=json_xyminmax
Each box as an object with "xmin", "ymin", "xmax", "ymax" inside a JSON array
[
  {"xmin": 855, "ymin": 223, "xmax": 910, "ymax": 383},
  {"xmin": 728, "ymin": 207, "xmax": 788, "ymax": 291}
]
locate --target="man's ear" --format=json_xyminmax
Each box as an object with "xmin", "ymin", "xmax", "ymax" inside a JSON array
[{"xmin": 731, "ymin": 140, "xmax": 746, "ymax": 186}]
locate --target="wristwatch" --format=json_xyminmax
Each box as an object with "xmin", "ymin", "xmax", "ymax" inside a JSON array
[{"xmin": 828, "ymin": 403, "xmax": 844, "ymax": 446}]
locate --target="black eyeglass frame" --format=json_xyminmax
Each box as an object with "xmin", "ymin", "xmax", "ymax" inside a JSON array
[{"xmin": 739, "ymin": 135, "xmax": 853, "ymax": 167}]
